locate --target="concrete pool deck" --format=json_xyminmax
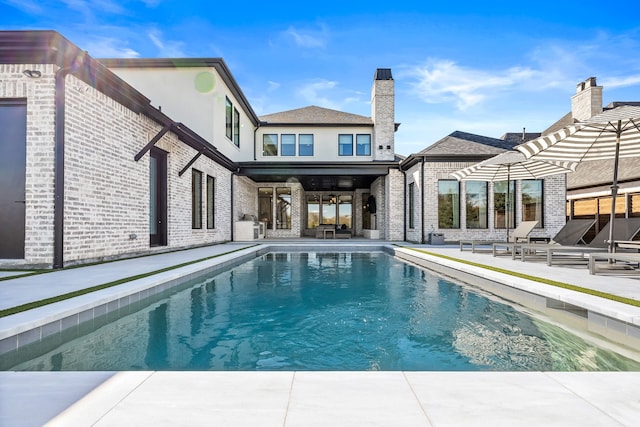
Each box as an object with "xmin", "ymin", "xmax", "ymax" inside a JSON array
[{"xmin": 1, "ymin": 240, "xmax": 640, "ymax": 426}]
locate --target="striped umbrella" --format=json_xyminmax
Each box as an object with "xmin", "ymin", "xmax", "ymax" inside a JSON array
[
  {"xmin": 517, "ymin": 105, "xmax": 640, "ymax": 253},
  {"xmin": 451, "ymin": 151, "xmax": 577, "ymax": 237}
]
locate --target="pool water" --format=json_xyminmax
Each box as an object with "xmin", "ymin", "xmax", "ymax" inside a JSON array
[{"xmin": 6, "ymin": 252, "xmax": 640, "ymax": 371}]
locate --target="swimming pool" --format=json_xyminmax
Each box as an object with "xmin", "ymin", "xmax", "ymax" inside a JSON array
[{"xmin": 4, "ymin": 252, "xmax": 640, "ymax": 371}]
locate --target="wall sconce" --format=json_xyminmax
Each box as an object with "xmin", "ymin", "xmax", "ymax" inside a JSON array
[
  {"xmin": 23, "ymin": 69, "xmax": 42, "ymax": 78},
  {"xmin": 386, "ymin": 145, "xmax": 391, "ymax": 150},
  {"xmin": 378, "ymin": 145, "xmax": 383, "ymax": 150}
]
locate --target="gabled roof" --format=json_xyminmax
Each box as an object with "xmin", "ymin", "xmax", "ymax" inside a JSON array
[
  {"xmin": 400, "ymin": 131, "xmax": 517, "ymax": 170},
  {"xmin": 568, "ymin": 158, "xmax": 640, "ymax": 190},
  {"xmin": 259, "ymin": 106, "xmax": 373, "ymax": 126},
  {"xmin": 500, "ymin": 132, "xmax": 542, "ymax": 144},
  {"xmin": 416, "ymin": 131, "xmax": 515, "ymax": 156}
]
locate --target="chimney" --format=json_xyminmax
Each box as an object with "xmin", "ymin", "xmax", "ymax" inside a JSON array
[
  {"xmin": 371, "ymin": 68, "xmax": 395, "ymax": 161},
  {"xmin": 571, "ymin": 77, "xmax": 602, "ymax": 121}
]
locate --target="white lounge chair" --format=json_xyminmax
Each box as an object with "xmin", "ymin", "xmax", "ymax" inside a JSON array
[{"xmin": 459, "ymin": 220, "xmax": 538, "ymax": 253}]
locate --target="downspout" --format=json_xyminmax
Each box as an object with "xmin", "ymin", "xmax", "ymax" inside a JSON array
[
  {"xmin": 403, "ymin": 168, "xmax": 407, "ymax": 242},
  {"xmin": 53, "ymin": 66, "xmax": 74, "ymax": 269},
  {"xmin": 230, "ymin": 172, "xmax": 235, "ymax": 241},
  {"xmin": 420, "ymin": 156, "xmax": 426, "ymax": 244}
]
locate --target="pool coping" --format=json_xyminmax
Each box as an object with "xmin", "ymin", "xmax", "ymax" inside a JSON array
[{"xmin": 1, "ymin": 243, "xmax": 640, "ymax": 358}]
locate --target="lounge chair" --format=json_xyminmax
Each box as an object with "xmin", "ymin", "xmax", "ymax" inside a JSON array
[
  {"xmin": 459, "ymin": 220, "xmax": 538, "ymax": 253},
  {"xmin": 516, "ymin": 218, "xmax": 640, "ymax": 266},
  {"xmin": 492, "ymin": 219, "xmax": 595, "ymax": 259},
  {"xmin": 588, "ymin": 240, "xmax": 640, "ymax": 275}
]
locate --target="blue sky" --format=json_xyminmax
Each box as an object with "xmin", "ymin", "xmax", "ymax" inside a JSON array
[{"xmin": 3, "ymin": 0, "xmax": 640, "ymax": 156}]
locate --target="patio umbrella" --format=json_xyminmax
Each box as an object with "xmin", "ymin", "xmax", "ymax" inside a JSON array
[
  {"xmin": 451, "ymin": 150, "xmax": 577, "ymax": 238},
  {"xmin": 517, "ymin": 105, "xmax": 640, "ymax": 253}
]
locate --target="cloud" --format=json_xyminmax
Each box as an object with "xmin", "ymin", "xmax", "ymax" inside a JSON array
[
  {"xmin": 83, "ymin": 37, "xmax": 140, "ymax": 58},
  {"xmin": 148, "ymin": 30, "xmax": 186, "ymax": 57},
  {"xmin": 601, "ymin": 75, "xmax": 640, "ymax": 89},
  {"xmin": 267, "ymin": 81, "xmax": 281, "ymax": 91},
  {"xmin": 283, "ymin": 24, "xmax": 328, "ymax": 49},
  {"xmin": 297, "ymin": 79, "xmax": 340, "ymax": 109},
  {"xmin": 406, "ymin": 59, "xmax": 545, "ymax": 110},
  {"xmin": 4, "ymin": 0, "xmax": 43, "ymax": 14}
]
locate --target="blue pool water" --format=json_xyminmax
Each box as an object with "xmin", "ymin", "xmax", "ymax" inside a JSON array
[{"xmin": 6, "ymin": 252, "xmax": 640, "ymax": 371}]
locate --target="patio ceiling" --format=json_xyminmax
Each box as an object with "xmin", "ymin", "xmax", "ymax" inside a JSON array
[{"xmin": 237, "ymin": 162, "xmax": 397, "ymax": 191}]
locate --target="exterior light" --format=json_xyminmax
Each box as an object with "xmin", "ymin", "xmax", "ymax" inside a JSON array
[{"xmin": 23, "ymin": 69, "xmax": 42, "ymax": 78}]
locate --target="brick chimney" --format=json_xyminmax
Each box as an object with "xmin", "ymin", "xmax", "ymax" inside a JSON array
[
  {"xmin": 371, "ymin": 68, "xmax": 395, "ymax": 160},
  {"xmin": 571, "ymin": 77, "xmax": 602, "ymax": 121}
]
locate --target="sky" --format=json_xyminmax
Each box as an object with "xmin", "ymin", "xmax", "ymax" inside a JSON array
[{"xmin": 3, "ymin": 0, "xmax": 640, "ymax": 156}]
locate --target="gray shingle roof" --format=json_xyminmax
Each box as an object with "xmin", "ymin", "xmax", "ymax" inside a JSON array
[
  {"xmin": 568, "ymin": 158, "xmax": 640, "ymax": 189},
  {"xmin": 416, "ymin": 131, "xmax": 516, "ymax": 156},
  {"xmin": 259, "ymin": 106, "xmax": 373, "ymax": 125}
]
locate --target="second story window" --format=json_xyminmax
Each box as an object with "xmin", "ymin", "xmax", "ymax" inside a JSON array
[
  {"xmin": 233, "ymin": 108, "xmax": 240, "ymax": 147},
  {"xmin": 281, "ymin": 134, "xmax": 296, "ymax": 156},
  {"xmin": 339, "ymin": 134, "xmax": 353, "ymax": 156},
  {"xmin": 225, "ymin": 97, "xmax": 232, "ymax": 140},
  {"xmin": 263, "ymin": 134, "xmax": 278, "ymax": 156},
  {"xmin": 356, "ymin": 134, "xmax": 371, "ymax": 156},
  {"xmin": 299, "ymin": 134, "xmax": 314, "ymax": 156}
]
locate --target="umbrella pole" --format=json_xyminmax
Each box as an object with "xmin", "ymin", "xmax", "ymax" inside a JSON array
[
  {"xmin": 608, "ymin": 124, "xmax": 622, "ymax": 255},
  {"xmin": 506, "ymin": 166, "xmax": 511, "ymax": 241}
]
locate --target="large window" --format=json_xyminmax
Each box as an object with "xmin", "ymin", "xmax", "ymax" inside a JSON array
[
  {"xmin": 299, "ymin": 134, "xmax": 314, "ymax": 156},
  {"xmin": 465, "ymin": 181, "xmax": 487, "ymax": 229},
  {"xmin": 408, "ymin": 182, "xmax": 415, "ymax": 229},
  {"xmin": 338, "ymin": 195, "xmax": 352, "ymax": 228},
  {"xmin": 192, "ymin": 169, "xmax": 203, "ymax": 229},
  {"xmin": 276, "ymin": 187, "xmax": 291, "ymax": 229},
  {"xmin": 259, "ymin": 187, "xmax": 273, "ymax": 228},
  {"xmin": 225, "ymin": 97, "xmax": 232, "ymax": 140},
  {"xmin": 263, "ymin": 134, "xmax": 278, "ymax": 156},
  {"xmin": 233, "ymin": 108, "xmax": 240, "ymax": 147},
  {"xmin": 307, "ymin": 195, "xmax": 320, "ymax": 228},
  {"xmin": 356, "ymin": 134, "xmax": 371, "ymax": 156},
  {"xmin": 322, "ymin": 195, "xmax": 336, "ymax": 224},
  {"xmin": 338, "ymin": 134, "xmax": 353, "ymax": 156},
  {"xmin": 281, "ymin": 134, "xmax": 296, "ymax": 156},
  {"xmin": 206, "ymin": 175, "xmax": 215, "ymax": 229},
  {"xmin": 493, "ymin": 181, "xmax": 515, "ymax": 229},
  {"xmin": 438, "ymin": 180, "xmax": 460, "ymax": 229},
  {"xmin": 522, "ymin": 180, "xmax": 543, "ymax": 227}
]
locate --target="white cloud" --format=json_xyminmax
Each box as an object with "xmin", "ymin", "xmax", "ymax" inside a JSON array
[
  {"xmin": 4, "ymin": 0, "xmax": 43, "ymax": 14},
  {"xmin": 297, "ymin": 79, "xmax": 340, "ymax": 108},
  {"xmin": 600, "ymin": 75, "xmax": 640, "ymax": 89},
  {"xmin": 148, "ymin": 30, "xmax": 186, "ymax": 57},
  {"xmin": 83, "ymin": 37, "xmax": 140, "ymax": 58},
  {"xmin": 267, "ymin": 81, "xmax": 280, "ymax": 91},
  {"xmin": 283, "ymin": 24, "xmax": 328, "ymax": 49},
  {"xmin": 406, "ymin": 60, "xmax": 546, "ymax": 110}
]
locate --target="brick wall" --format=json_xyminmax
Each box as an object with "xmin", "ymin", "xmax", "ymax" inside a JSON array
[{"xmin": 1, "ymin": 66, "xmax": 234, "ymax": 267}]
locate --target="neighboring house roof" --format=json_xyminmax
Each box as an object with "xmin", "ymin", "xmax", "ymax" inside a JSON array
[
  {"xmin": 500, "ymin": 132, "xmax": 542, "ymax": 144},
  {"xmin": 567, "ymin": 158, "xmax": 640, "ymax": 190},
  {"xmin": 400, "ymin": 131, "xmax": 517, "ymax": 170},
  {"xmin": 259, "ymin": 106, "xmax": 373, "ymax": 126}
]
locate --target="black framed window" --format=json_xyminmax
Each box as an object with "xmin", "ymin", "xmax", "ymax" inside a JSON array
[
  {"xmin": 281, "ymin": 134, "xmax": 296, "ymax": 156},
  {"xmin": 408, "ymin": 182, "xmax": 415, "ymax": 229},
  {"xmin": 259, "ymin": 187, "xmax": 273, "ymax": 228},
  {"xmin": 465, "ymin": 181, "xmax": 488, "ymax": 229},
  {"xmin": 276, "ymin": 188, "xmax": 291, "ymax": 229},
  {"xmin": 494, "ymin": 181, "xmax": 515, "ymax": 229},
  {"xmin": 522, "ymin": 180, "xmax": 544, "ymax": 227},
  {"xmin": 225, "ymin": 97, "xmax": 232, "ymax": 140},
  {"xmin": 233, "ymin": 108, "xmax": 240, "ymax": 147},
  {"xmin": 299, "ymin": 134, "xmax": 314, "ymax": 156},
  {"xmin": 438, "ymin": 180, "xmax": 460, "ymax": 229},
  {"xmin": 263, "ymin": 134, "xmax": 278, "ymax": 156},
  {"xmin": 356, "ymin": 134, "xmax": 371, "ymax": 156},
  {"xmin": 192, "ymin": 169, "xmax": 203, "ymax": 229},
  {"xmin": 338, "ymin": 134, "xmax": 353, "ymax": 156},
  {"xmin": 206, "ymin": 175, "xmax": 215, "ymax": 229}
]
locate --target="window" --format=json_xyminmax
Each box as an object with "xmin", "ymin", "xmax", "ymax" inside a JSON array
[
  {"xmin": 225, "ymin": 97, "xmax": 232, "ymax": 140},
  {"xmin": 233, "ymin": 108, "xmax": 240, "ymax": 147},
  {"xmin": 356, "ymin": 134, "xmax": 371, "ymax": 156},
  {"xmin": 307, "ymin": 194, "xmax": 320, "ymax": 228},
  {"xmin": 259, "ymin": 187, "xmax": 273, "ymax": 228},
  {"xmin": 281, "ymin": 134, "xmax": 296, "ymax": 156},
  {"xmin": 206, "ymin": 175, "xmax": 215, "ymax": 229},
  {"xmin": 338, "ymin": 195, "xmax": 352, "ymax": 228},
  {"xmin": 263, "ymin": 134, "xmax": 278, "ymax": 156},
  {"xmin": 299, "ymin": 134, "xmax": 314, "ymax": 156},
  {"xmin": 192, "ymin": 169, "xmax": 203, "ymax": 229},
  {"xmin": 522, "ymin": 180, "xmax": 543, "ymax": 227},
  {"xmin": 438, "ymin": 180, "xmax": 460, "ymax": 229},
  {"xmin": 408, "ymin": 183, "xmax": 415, "ymax": 229},
  {"xmin": 465, "ymin": 181, "xmax": 488, "ymax": 229},
  {"xmin": 493, "ymin": 181, "xmax": 515, "ymax": 229},
  {"xmin": 338, "ymin": 134, "xmax": 353, "ymax": 156},
  {"xmin": 276, "ymin": 188, "xmax": 291, "ymax": 229},
  {"xmin": 322, "ymin": 195, "xmax": 336, "ymax": 224}
]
